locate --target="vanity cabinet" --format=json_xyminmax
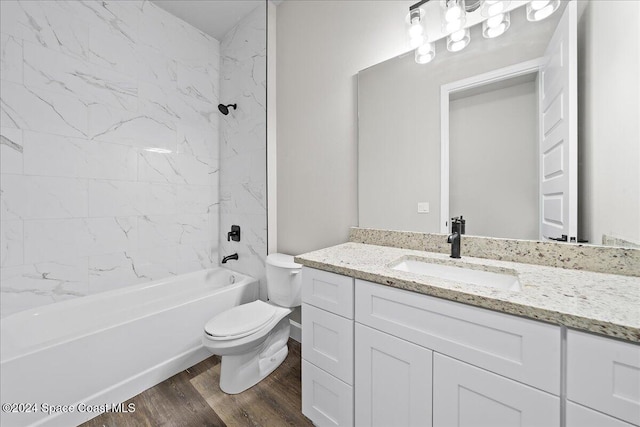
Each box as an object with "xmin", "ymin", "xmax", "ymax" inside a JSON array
[
  {"xmin": 566, "ymin": 402, "xmax": 636, "ymax": 427},
  {"xmin": 567, "ymin": 330, "xmax": 640, "ymax": 426},
  {"xmin": 354, "ymin": 323, "xmax": 433, "ymax": 427},
  {"xmin": 433, "ymin": 354, "xmax": 559, "ymax": 427},
  {"xmin": 301, "ymin": 267, "xmax": 355, "ymax": 427},
  {"xmin": 300, "ymin": 267, "xmax": 639, "ymax": 427}
]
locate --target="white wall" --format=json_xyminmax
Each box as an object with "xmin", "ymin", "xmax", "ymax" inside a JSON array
[
  {"xmin": 0, "ymin": 0, "xmax": 220, "ymax": 316},
  {"xmin": 276, "ymin": 0, "xmax": 412, "ymax": 255},
  {"xmin": 450, "ymin": 81, "xmax": 538, "ymax": 240},
  {"xmin": 578, "ymin": 0, "xmax": 640, "ymax": 246},
  {"xmin": 219, "ymin": 3, "xmax": 268, "ymax": 297}
]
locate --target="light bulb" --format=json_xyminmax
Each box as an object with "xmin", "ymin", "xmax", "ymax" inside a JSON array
[
  {"xmin": 445, "ymin": 18, "xmax": 464, "ymax": 33},
  {"xmin": 441, "ymin": 0, "xmax": 466, "ymax": 34},
  {"xmin": 526, "ymin": 0, "xmax": 559, "ymax": 21},
  {"xmin": 482, "ymin": 0, "xmax": 510, "ymax": 17},
  {"xmin": 409, "ymin": 22, "xmax": 424, "ymax": 38},
  {"xmin": 483, "ymin": 11, "xmax": 510, "ymax": 38},
  {"xmin": 445, "ymin": 5, "xmax": 463, "ymax": 22},
  {"xmin": 415, "ymin": 42, "xmax": 436, "ymax": 64},
  {"xmin": 530, "ymin": 0, "xmax": 550, "ymax": 10},
  {"xmin": 447, "ymin": 27, "xmax": 470, "ymax": 52},
  {"xmin": 407, "ymin": 8, "xmax": 426, "ymax": 50},
  {"xmin": 487, "ymin": 13, "xmax": 503, "ymax": 27},
  {"xmin": 450, "ymin": 29, "xmax": 466, "ymax": 42},
  {"xmin": 410, "ymin": 33, "xmax": 426, "ymax": 48}
]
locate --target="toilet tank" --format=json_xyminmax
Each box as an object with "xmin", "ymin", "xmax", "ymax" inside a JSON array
[{"xmin": 266, "ymin": 253, "xmax": 302, "ymax": 308}]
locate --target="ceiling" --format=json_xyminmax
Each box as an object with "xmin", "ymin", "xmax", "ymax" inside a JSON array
[{"xmin": 151, "ymin": 0, "xmax": 263, "ymax": 41}]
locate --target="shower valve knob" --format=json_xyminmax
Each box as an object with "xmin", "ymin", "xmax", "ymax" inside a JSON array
[{"xmin": 227, "ymin": 225, "xmax": 241, "ymax": 242}]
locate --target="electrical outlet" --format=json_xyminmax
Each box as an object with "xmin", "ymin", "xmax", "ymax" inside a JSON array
[{"xmin": 417, "ymin": 202, "xmax": 430, "ymax": 213}]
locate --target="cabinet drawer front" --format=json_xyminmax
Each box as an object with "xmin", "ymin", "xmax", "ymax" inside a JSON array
[
  {"xmin": 302, "ymin": 304, "xmax": 354, "ymax": 384},
  {"xmin": 433, "ymin": 354, "xmax": 560, "ymax": 427},
  {"xmin": 355, "ymin": 280, "xmax": 561, "ymax": 394},
  {"xmin": 355, "ymin": 324, "xmax": 433, "ymax": 427},
  {"xmin": 567, "ymin": 402, "xmax": 635, "ymax": 427},
  {"xmin": 567, "ymin": 329, "xmax": 640, "ymax": 425},
  {"xmin": 302, "ymin": 360, "xmax": 353, "ymax": 427},
  {"xmin": 302, "ymin": 267, "xmax": 354, "ymax": 318}
]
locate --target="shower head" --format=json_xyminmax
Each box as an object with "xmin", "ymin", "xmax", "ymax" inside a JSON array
[{"xmin": 218, "ymin": 103, "xmax": 237, "ymax": 115}]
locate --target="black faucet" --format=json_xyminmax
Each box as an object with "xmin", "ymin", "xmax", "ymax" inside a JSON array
[
  {"xmin": 221, "ymin": 253, "xmax": 238, "ymax": 264},
  {"xmin": 447, "ymin": 216, "xmax": 465, "ymax": 259}
]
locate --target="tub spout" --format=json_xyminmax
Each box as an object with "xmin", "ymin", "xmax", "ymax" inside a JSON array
[{"xmin": 222, "ymin": 253, "xmax": 238, "ymax": 264}]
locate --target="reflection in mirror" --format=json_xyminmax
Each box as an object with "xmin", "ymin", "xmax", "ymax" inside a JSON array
[
  {"xmin": 357, "ymin": 1, "xmax": 639, "ymax": 248},
  {"xmin": 449, "ymin": 73, "xmax": 539, "ymax": 240}
]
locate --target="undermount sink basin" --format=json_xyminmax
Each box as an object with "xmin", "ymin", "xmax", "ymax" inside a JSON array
[{"xmin": 390, "ymin": 257, "xmax": 522, "ymax": 292}]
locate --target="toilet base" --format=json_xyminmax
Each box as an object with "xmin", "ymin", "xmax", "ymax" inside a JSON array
[{"xmin": 219, "ymin": 317, "xmax": 291, "ymax": 394}]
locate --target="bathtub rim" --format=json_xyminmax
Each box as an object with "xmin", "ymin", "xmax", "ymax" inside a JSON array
[{"xmin": 0, "ymin": 267, "xmax": 257, "ymax": 364}]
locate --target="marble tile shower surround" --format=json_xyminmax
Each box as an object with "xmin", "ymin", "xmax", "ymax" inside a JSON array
[
  {"xmin": 349, "ymin": 228, "xmax": 640, "ymax": 277},
  {"xmin": 0, "ymin": 0, "xmax": 221, "ymax": 317},
  {"xmin": 218, "ymin": 4, "xmax": 268, "ymax": 299}
]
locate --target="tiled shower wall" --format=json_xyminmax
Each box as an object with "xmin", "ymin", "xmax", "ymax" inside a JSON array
[
  {"xmin": 0, "ymin": 1, "xmax": 220, "ymax": 317},
  {"xmin": 219, "ymin": 4, "xmax": 268, "ymax": 298}
]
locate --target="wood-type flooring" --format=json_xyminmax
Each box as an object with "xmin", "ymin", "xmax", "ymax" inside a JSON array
[{"xmin": 81, "ymin": 340, "xmax": 313, "ymax": 427}]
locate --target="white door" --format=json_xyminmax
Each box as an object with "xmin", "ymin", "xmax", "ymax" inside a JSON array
[
  {"xmin": 539, "ymin": 1, "xmax": 578, "ymax": 241},
  {"xmin": 355, "ymin": 323, "xmax": 433, "ymax": 427},
  {"xmin": 433, "ymin": 354, "xmax": 560, "ymax": 427}
]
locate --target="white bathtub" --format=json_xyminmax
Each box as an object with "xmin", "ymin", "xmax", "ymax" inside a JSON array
[{"xmin": 0, "ymin": 268, "xmax": 258, "ymax": 427}]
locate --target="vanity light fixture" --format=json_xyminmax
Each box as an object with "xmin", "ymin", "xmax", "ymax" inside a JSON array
[
  {"xmin": 447, "ymin": 27, "xmax": 471, "ymax": 52},
  {"xmin": 407, "ymin": 6, "xmax": 426, "ymax": 48},
  {"xmin": 526, "ymin": 0, "xmax": 560, "ymax": 21},
  {"xmin": 408, "ymin": 0, "xmax": 559, "ymax": 64},
  {"xmin": 482, "ymin": 0, "xmax": 511, "ymax": 17},
  {"xmin": 482, "ymin": 12, "xmax": 510, "ymax": 38},
  {"xmin": 415, "ymin": 41, "xmax": 436, "ymax": 64},
  {"xmin": 442, "ymin": 0, "xmax": 467, "ymax": 33}
]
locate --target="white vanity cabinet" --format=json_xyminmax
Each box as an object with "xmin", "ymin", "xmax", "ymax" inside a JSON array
[
  {"xmin": 301, "ymin": 267, "xmax": 355, "ymax": 427},
  {"xmin": 300, "ymin": 266, "xmax": 639, "ymax": 427},
  {"xmin": 355, "ymin": 279, "xmax": 561, "ymax": 427},
  {"xmin": 567, "ymin": 329, "xmax": 640, "ymax": 426},
  {"xmin": 433, "ymin": 354, "xmax": 560, "ymax": 427},
  {"xmin": 355, "ymin": 323, "xmax": 433, "ymax": 426}
]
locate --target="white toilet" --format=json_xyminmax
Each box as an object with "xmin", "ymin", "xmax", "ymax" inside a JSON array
[{"xmin": 202, "ymin": 253, "xmax": 302, "ymax": 394}]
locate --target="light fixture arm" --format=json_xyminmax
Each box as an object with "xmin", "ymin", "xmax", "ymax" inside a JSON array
[{"xmin": 410, "ymin": 0, "xmax": 431, "ymax": 12}]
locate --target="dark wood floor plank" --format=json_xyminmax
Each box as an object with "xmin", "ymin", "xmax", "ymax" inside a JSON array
[
  {"xmin": 191, "ymin": 341, "xmax": 312, "ymax": 427},
  {"xmin": 81, "ymin": 360, "xmax": 225, "ymax": 427},
  {"xmin": 80, "ymin": 340, "xmax": 311, "ymax": 427}
]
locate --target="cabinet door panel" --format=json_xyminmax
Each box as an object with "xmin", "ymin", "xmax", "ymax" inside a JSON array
[
  {"xmin": 567, "ymin": 402, "xmax": 635, "ymax": 427},
  {"xmin": 302, "ymin": 303, "xmax": 354, "ymax": 384},
  {"xmin": 302, "ymin": 360, "xmax": 353, "ymax": 427},
  {"xmin": 302, "ymin": 267, "xmax": 354, "ymax": 318},
  {"xmin": 567, "ymin": 329, "xmax": 640, "ymax": 425},
  {"xmin": 433, "ymin": 354, "xmax": 560, "ymax": 427},
  {"xmin": 355, "ymin": 323, "xmax": 433, "ymax": 427}
]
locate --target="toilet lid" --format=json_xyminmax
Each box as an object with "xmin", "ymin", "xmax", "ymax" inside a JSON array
[{"xmin": 205, "ymin": 300, "xmax": 277, "ymax": 340}]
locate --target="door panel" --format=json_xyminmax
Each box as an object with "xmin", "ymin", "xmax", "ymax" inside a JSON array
[
  {"xmin": 433, "ymin": 354, "xmax": 560, "ymax": 427},
  {"xmin": 539, "ymin": 1, "xmax": 578, "ymax": 241},
  {"xmin": 355, "ymin": 323, "xmax": 432, "ymax": 427}
]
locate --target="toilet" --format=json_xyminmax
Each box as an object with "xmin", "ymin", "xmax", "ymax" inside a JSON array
[{"xmin": 202, "ymin": 253, "xmax": 302, "ymax": 394}]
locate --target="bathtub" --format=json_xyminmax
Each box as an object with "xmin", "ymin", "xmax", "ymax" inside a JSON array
[{"xmin": 0, "ymin": 268, "xmax": 258, "ymax": 427}]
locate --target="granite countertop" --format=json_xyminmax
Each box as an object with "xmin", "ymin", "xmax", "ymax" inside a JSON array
[{"xmin": 294, "ymin": 242, "xmax": 640, "ymax": 343}]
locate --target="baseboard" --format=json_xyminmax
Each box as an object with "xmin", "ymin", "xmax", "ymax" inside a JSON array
[{"xmin": 289, "ymin": 319, "xmax": 302, "ymax": 343}]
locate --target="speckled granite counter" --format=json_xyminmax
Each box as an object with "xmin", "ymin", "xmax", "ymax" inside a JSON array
[{"xmin": 294, "ymin": 242, "xmax": 640, "ymax": 343}]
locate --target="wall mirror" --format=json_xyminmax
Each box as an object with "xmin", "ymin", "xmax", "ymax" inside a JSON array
[{"xmin": 357, "ymin": 0, "xmax": 639, "ymax": 248}]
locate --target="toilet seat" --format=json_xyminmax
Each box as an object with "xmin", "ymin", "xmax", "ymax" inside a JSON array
[{"xmin": 205, "ymin": 301, "xmax": 277, "ymax": 341}]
